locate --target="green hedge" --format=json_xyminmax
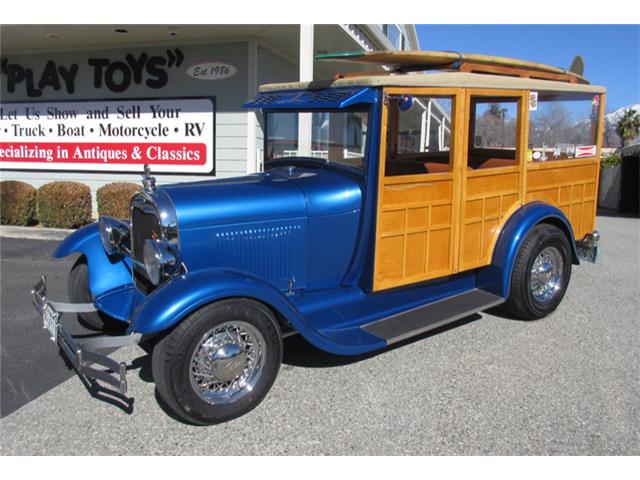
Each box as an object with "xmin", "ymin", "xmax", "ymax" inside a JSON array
[
  {"xmin": 97, "ymin": 182, "xmax": 140, "ymax": 220},
  {"xmin": 601, "ymin": 152, "xmax": 622, "ymax": 169},
  {"xmin": 37, "ymin": 181, "xmax": 92, "ymax": 228},
  {"xmin": 0, "ymin": 180, "xmax": 37, "ymax": 226}
]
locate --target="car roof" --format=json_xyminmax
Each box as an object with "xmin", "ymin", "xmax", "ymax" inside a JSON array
[{"xmin": 259, "ymin": 72, "xmax": 606, "ymax": 95}]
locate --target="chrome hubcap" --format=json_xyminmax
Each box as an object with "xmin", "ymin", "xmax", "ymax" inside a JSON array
[
  {"xmin": 530, "ymin": 246, "xmax": 563, "ymax": 303},
  {"xmin": 189, "ymin": 321, "xmax": 265, "ymax": 405},
  {"xmin": 211, "ymin": 343, "xmax": 247, "ymax": 382}
]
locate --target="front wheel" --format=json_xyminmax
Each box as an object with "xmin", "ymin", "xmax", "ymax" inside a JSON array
[
  {"xmin": 152, "ymin": 299, "xmax": 282, "ymax": 425},
  {"xmin": 504, "ymin": 224, "xmax": 572, "ymax": 320}
]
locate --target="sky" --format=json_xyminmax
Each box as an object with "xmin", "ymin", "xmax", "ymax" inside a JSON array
[{"xmin": 415, "ymin": 25, "xmax": 639, "ymax": 112}]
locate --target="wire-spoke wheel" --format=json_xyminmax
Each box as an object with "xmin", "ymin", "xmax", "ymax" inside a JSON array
[
  {"xmin": 189, "ymin": 321, "xmax": 266, "ymax": 406},
  {"xmin": 504, "ymin": 224, "xmax": 572, "ymax": 320},
  {"xmin": 152, "ymin": 299, "xmax": 282, "ymax": 425},
  {"xmin": 529, "ymin": 246, "xmax": 564, "ymax": 304}
]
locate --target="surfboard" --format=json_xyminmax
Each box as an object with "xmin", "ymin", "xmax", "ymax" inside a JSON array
[{"xmin": 316, "ymin": 50, "xmax": 588, "ymax": 84}]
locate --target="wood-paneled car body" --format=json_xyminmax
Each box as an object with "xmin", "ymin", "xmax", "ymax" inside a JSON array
[{"xmin": 33, "ymin": 51, "xmax": 604, "ymax": 424}]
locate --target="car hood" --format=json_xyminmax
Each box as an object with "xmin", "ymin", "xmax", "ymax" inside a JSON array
[{"xmin": 161, "ymin": 166, "xmax": 362, "ymax": 230}]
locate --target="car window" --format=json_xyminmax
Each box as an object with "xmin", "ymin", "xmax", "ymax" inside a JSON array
[
  {"xmin": 468, "ymin": 97, "xmax": 519, "ymax": 169},
  {"xmin": 265, "ymin": 110, "xmax": 368, "ymax": 170},
  {"xmin": 528, "ymin": 92, "xmax": 601, "ymax": 161},
  {"xmin": 385, "ymin": 95, "xmax": 454, "ymax": 176}
]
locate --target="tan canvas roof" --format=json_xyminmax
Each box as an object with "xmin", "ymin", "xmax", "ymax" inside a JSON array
[{"xmin": 259, "ymin": 72, "xmax": 606, "ymax": 94}]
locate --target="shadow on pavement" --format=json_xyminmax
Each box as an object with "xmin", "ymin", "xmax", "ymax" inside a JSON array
[
  {"xmin": 282, "ymin": 312, "xmax": 483, "ymax": 368},
  {"xmin": 78, "ymin": 375, "xmax": 135, "ymax": 415},
  {"xmin": 56, "ymin": 348, "xmax": 135, "ymax": 415}
]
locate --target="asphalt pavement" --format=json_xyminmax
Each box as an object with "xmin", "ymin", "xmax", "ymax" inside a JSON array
[
  {"xmin": 0, "ymin": 214, "xmax": 638, "ymax": 455},
  {"xmin": 0, "ymin": 239, "xmax": 97, "ymax": 417}
]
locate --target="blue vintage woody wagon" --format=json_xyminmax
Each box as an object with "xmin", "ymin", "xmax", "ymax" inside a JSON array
[{"xmin": 33, "ymin": 51, "xmax": 604, "ymax": 424}]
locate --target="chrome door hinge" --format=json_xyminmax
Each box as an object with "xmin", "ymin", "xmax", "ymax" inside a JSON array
[{"xmin": 286, "ymin": 277, "xmax": 296, "ymax": 296}]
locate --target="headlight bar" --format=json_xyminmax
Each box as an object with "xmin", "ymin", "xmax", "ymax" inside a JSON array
[
  {"xmin": 143, "ymin": 239, "xmax": 180, "ymax": 286},
  {"xmin": 99, "ymin": 216, "xmax": 131, "ymax": 256}
]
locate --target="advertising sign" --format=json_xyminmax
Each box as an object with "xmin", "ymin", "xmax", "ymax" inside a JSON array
[{"xmin": 0, "ymin": 97, "xmax": 215, "ymax": 174}]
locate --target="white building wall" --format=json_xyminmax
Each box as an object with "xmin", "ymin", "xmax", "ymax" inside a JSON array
[{"xmin": 256, "ymin": 43, "xmax": 299, "ymax": 86}]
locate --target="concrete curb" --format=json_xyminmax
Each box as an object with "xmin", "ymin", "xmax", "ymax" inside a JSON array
[{"xmin": 0, "ymin": 225, "xmax": 75, "ymax": 241}]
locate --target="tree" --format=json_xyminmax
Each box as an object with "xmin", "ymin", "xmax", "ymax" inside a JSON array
[
  {"xmin": 476, "ymin": 103, "xmax": 514, "ymax": 148},
  {"xmin": 529, "ymin": 103, "xmax": 573, "ymax": 147},
  {"xmin": 615, "ymin": 108, "xmax": 640, "ymax": 147},
  {"xmin": 602, "ymin": 117, "xmax": 620, "ymax": 148},
  {"xmin": 487, "ymin": 103, "xmax": 503, "ymax": 118}
]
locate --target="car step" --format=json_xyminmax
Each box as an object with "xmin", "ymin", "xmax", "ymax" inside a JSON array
[{"xmin": 361, "ymin": 289, "xmax": 504, "ymax": 345}]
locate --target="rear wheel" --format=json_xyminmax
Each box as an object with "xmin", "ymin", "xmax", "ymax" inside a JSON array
[
  {"xmin": 152, "ymin": 299, "xmax": 282, "ymax": 425},
  {"xmin": 504, "ymin": 224, "xmax": 572, "ymax": 320},
  {"xmin": 68, "ymin": 257, "xmax": 124, "ymax": 331}
]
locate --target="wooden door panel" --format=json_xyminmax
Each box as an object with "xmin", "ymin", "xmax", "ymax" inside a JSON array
[
  {"xmin": 376, "ymin": 176, "xmax": 455, "ymax": 290},
  {"xmin": 383, "ymin": 178, "xmax": 452, "ymax": 205},
  {"xmin": 460, "ymin": 171, "xmax": 521, "ymax": 270},
  {"xmin": 460, "ymin": 180, "xmax": 521, "ymax": 271}
]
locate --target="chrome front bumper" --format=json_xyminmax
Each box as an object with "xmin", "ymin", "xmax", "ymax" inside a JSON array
[
  {"xmin": 31, "ymin": 276, "xmax": 140, "ymax": 395},
  {"xmin": 576, "ymin": 231, "xmax": 600, "ymax": 263}
]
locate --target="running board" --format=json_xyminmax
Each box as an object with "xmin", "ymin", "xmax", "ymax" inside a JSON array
[{"xmin": 361, "ymin": 289, "xmax": 504, "ymax": 345}]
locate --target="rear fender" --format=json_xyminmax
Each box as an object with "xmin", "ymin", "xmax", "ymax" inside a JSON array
[
  {"xmin": 54, "ymin": 223, "xmax": 132, "ymax": 298},
  {"xmin": 477, "ymin": 202, "xmax": 579, "ymax": 298}
]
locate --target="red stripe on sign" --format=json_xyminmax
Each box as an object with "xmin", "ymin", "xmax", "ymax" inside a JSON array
[
  {"xmin": 575, "ymin": 145, "xmax": 597, "ymax": 158},
  {"xmin": 0, "ymin": 142, "xmax": 207, "ymax": 165}
]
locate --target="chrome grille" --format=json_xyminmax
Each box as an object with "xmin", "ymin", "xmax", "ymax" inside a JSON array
[
  {"xmin": 129, "ymin": 189, "xmax": 180, "ymax": 293},
  {"xmin": 131, "ymin": 207, "xmax": 161, "ymax": 263},
  {"xmin": 131, "ymin": 199, "xmax": 162, "ymax": 293}
]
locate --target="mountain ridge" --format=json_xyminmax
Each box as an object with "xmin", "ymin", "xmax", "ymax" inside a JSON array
[{"xmin": 605, "ymin": 104, "xmax": 640, "ymax": 125}]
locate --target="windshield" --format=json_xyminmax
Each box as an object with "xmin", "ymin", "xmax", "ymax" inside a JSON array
[{"xmin": 265, "ymin": 110, "xmax": 369, "ymax": 170}]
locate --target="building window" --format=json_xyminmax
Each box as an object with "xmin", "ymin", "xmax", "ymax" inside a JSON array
[{"xmin": 383, "ymin": 24, "xmax": 404, "ymax": 50}]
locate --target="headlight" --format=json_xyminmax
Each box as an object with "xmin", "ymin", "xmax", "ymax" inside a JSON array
[
  {"xmin": 99, "ymin": 216, "xmax": 131, "ymax": 256},
  {"xmin": 143, "ymin": 239, "xmax": 178, "ymax": 286}
]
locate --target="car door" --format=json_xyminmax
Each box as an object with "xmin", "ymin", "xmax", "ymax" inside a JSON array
[
  {"xmin": 373, "ymin": 87, "xmax": 465, "ymax": 291},
  {"xmin": 458, "ymin": 89, "xmax": 527, "ymax": 271}
]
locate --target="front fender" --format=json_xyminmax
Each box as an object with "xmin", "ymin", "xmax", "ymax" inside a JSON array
[
  {"xmin": 130, "ymin": 269, "xmax": 385, "ymax": 354},
  {"xmin": 54, "ymin": 223, "xmax": 132, "ymax": 298},
  {"xmin": 477, "ymin": 202, "xmax": 579, "ymax": 298},
  {"xmin": 129, "ymin": 269, "xmax": 308, "ymax": 336}
]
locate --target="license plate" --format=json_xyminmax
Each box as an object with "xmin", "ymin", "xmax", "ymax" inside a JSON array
[{"xmin": 42, "ymin": 304, "xmax": 59, "ymax": 343}]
